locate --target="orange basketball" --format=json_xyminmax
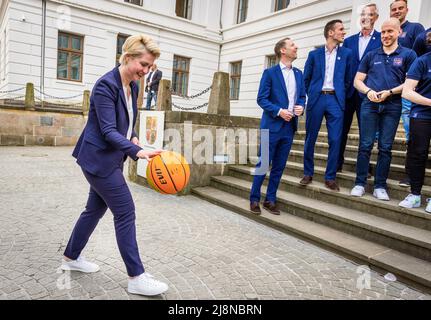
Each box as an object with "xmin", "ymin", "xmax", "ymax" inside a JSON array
[{"xmin": 146, "ymin": 151, "xmax": 190, "ymax": 194}]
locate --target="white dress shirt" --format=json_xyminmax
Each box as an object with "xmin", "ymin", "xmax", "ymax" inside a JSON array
[
  {"xmin": 279, "ymin": 61, "xmax": 297, "ymax": 115},
  {"xmin": 358, "ymin": 29, "xmax": 375, "ymax": 60},
  {"xmin": 123, "ymin": 85, "xmax": 134, "ymax": 140},
  {"xmin": 322, "ymin": 46, "xmax": 338, "ymax": 91}
]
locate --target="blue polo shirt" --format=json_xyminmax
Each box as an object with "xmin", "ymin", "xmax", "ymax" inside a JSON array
[
  {"xmin": 399, "ymin": 21, "xmax": 425, "ymax": 49},
  {"xmin": 413, "ymin": 28, "xmax": 431, "ymax": 57},
  {"xmin": 406, "ymin": 52, "xmax": 431, "ymax": 120},
  {"xmin": 358, "ymin": 46, "xmax": 417, "ymax": 106}
]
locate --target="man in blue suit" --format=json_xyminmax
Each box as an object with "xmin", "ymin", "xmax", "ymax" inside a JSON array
[
  {"xmin": 250, "ymin": 37, "xmax": 306, "ymax": 215},
  {"xmin": 338, "ymin": 3, "xmax": 381, "ymax": 172},
  {"xmin": 301, "ymin": 19, "xmax": 353, "ymax": 191}
]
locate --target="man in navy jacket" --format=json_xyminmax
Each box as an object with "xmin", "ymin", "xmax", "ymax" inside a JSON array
[
  {"xmin": 250, "ymin": 38, "xmax": 306, "ymax": 215},
  {"xmin": 301, "ymin": 19, "xmax": 353, "ymax": 191},
  {"xmin": 338, "ymin": 3, "xmax": 381, "ymax": 172}
]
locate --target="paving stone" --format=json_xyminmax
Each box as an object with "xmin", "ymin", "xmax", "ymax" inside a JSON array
[{"xmin": 0, "ymin": 146, "xmax": 430, "ymax": 300}]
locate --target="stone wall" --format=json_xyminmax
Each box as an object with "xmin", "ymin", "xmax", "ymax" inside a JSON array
[
  {"xmin": 128, "ymin": 110, "xmax": 261, "ymax": 195},
  {"xmin": 0, "ymin": 106, "xmax": 85, "ymax": 146}
]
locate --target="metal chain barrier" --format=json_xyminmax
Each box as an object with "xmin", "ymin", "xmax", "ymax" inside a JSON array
[
  {"xmin": 0, "ymin": 87, "xmax": 25, "ymax": 94},
  {"xmin": 170, "ymin": 85, "xmax": 212, "ymax": 100},
  {"xmin": 172, "ymin": 102, "xmax": 209, "ymax": 111},
  {"xmin": 34, "ymin": 88, "xmax": 83, "ymax": 100},
  {"xmin": 170, "ymin": 85, "xmax": 211, "ymax": 110},
  {"xmin": 4, "ymin": 95, "xmax": 26, "ymax": 101}
]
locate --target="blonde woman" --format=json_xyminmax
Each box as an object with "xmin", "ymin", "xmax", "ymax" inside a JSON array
[{"xmin": 60, "ymin": 34, "xmax": 168, "ymax": 296}]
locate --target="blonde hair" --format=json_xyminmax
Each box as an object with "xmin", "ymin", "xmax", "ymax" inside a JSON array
[{"xmin": 119, "ymin": 34, "xmax": 160, "ymax": 65}]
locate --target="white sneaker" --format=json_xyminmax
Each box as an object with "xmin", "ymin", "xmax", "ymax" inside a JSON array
[
  {"xmin": 425, "ymin": 199, "xmax": 431, "ymax": 214},
  {"xmin": 350, "ymin": 185, "xmax": 365, "ymax": 197},
  {"xmin": 399, "ymin": 194, "xmax": 421, "ymax": 209},
  {"xmin": 60, "ymin": 256, "xmax": 100, "ymax": 273},
  {"xmin": 373, "ymin": 188, "xmax": 390, "ymax": 201},
  {"xmin": 128, "ymin": 273, "xmax": 168, "ymax": 296}
]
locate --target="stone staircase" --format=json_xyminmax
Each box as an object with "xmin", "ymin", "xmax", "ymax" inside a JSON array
[{"xmin": 192, "ymin": 121, "xmax": 431, "ymax": 291}]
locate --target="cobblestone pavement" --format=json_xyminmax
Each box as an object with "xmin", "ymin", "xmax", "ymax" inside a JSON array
[{"xmin": 0, "ymin": 146, "xmax": 430, "ymax": 300}]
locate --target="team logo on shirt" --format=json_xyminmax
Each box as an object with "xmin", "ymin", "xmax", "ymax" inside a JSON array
[
  {"xmin": 400, "ymin": 32, "xmax": 407, "ymax": 38},
  {"xmin": 393, "ymin": 57, "xmax": 403, "ymax": 66}
]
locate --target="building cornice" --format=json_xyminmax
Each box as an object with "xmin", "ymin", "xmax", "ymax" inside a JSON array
[{"xmin": 46, "ymin": 0, "xmax": 222, "ymax": 44}]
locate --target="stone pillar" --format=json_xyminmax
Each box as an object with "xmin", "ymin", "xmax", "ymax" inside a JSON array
[
  {"xmin": 207, "ymin": 72, "xmax": 230, "ymax": 115},
  {"xmin": 137, "ymin": 77, "xmax": 145, "ymax": 110},
  {"xmin": 82, "ymin": 90, "xmax": 90, "ymax": 116},
  {"xmin": 24, "ymin": 83, "xmax": 35, "ymax": 111},
  {"xmin": 156, "ymin": 79, "xmax": 172, "ymax": 111}
]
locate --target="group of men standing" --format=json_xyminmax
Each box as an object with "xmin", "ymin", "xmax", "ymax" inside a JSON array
[{"xmin": 250, "ymin": 0, "xmax": 431, "ymax": 215}]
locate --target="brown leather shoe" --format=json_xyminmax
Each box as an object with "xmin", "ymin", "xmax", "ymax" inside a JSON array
[
  {"xmin": 300, "ymin": 175, "xmax": 313, "ymax": 185},
  {"xmin": 263, "ymin": 201, "xmax": 281, "ymax": 215},
  {"xmin": 250, "ymin": 201, "xmax": 261, "ymax": 215},
  {"xmin": 325, "ymin": 180, "xmax": 340, "ymax": 191}
]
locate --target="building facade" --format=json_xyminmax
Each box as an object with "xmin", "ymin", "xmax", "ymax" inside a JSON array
[{"xmin": 0, "ymin": 0, "xmax": 430, "ymax": 117}]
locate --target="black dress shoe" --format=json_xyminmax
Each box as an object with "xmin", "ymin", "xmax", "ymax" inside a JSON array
[
  {"xmin": 263, "ymin": 201, "xmax": 281, "ymax": 215},
  {"xmin": 325, "ymin": 180, "xmax": 340, "ymax": 191},
  {"xmin": 300, "ymin": 176, "xmax": 313, "ymax": 185},
  {"xmin": 250, "ymin": 201, "xmax": 261, "ymax": 215}
]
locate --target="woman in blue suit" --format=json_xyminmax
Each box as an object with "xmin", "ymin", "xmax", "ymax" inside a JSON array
[{"xmin": 60, "ymin": 34, "xmax": 168, "ymax": 296}]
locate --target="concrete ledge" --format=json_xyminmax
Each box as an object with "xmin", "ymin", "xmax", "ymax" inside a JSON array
[{"xmin": 165, "ymin": 111, "xmax": 260, "ymax": 128}]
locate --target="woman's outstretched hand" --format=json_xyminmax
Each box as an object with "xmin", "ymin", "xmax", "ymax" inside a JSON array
[{"xmin": 136, "ymin": 149, "xmax": 163, "ymax": 161}]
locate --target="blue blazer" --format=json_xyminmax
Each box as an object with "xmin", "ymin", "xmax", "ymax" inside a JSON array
[
  {"xmin": 257, "ymin": 64, "xmax": 306, "ymax": 133},
  {"xmin": 72, "ymin": 67, "xmax": 142, "ymax": 177},
  {"xmin": 343, "ymin": 31, "xmax": 381, "ymax": 97},
  {"xmin": 303, "ymin": 46, "xmax": 353, "ymax": 110}
]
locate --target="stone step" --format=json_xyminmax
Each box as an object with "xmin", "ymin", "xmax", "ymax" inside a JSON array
[
  {"xmin": 296, "ymin": 124, "xmax": 407, "ymax": 138},
  {"xmin": 295, "ymin": 131, "xmax": 408, "ymax": 151},
  {"xmin": 269, "ymin": 150, "xmax": 431, "ymax": 184},
  {"xmin": 229, "ymin": 165, "xmax": 431, "ymax": 231},
  {"xmin": 280, "ymin": 161, "xmax": 431, "ymax": 202},
  {"xmin": 291, "ymin": 140, "xmax": 431, "ymax": 167},
  {"xmin": 192, "ymin": 186, "xmax": 431, "ymax": 289},
  {"xmin": 290, "ymin": 140, "xmax": 410, "ymax": 167},
  {"xmin": 208, "ymin": 175, "xmax": 431, "ymax": 262}
]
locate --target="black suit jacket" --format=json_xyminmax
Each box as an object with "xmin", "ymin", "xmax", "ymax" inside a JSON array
[{"xmin": 146, "ymin": 70, "xmax": 162, "ymax": 92}]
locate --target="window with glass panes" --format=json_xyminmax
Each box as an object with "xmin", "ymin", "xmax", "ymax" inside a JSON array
[
  {"xmin": 172, "ymin": 55, "xmax": 190, "ymax": 96},
  {"xmin": 266, "ymin": 55, "xmax": 277, "ymax": 68},
  {"xmin": 237, "ymin": 0, "xmax": 248, "ymax": 24},
  {"xmin": 57, "ymin": 32, "xmax": 83, "ymax": 82},
  {"xmin": 124, "ymin": 0, "xmax": 142, "ymax": 6},
  {"xmin": 116, "ymin": 33, "xmax": 130, "ymax": 66},
  {"xmin": 274, "ymin": 0, "xmax": 290, "ymax": 12},
  {"xmin": 230, "ymin": 61, "xmax": 242, "ymax": 100},
  {"xmin": 176, "ymin": 0, "xmax": 193, "ymax": 20}
]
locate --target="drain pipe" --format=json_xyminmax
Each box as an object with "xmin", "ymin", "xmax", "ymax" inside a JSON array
[
  {"xmin": 40, "ymin": 0, "xmax": 46, "ymax": 100},
  {"xmin": 217, "ymin": 0, "xmax": 223, "ymax": 71}
]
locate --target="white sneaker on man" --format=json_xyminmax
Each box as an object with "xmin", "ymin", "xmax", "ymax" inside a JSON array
[
  {"xmin": 399, "ymin": 194, "xmax": 421, "ymax": 209},
  {"xmin": 60, "ymin": 256, "xmax": 100, "ymax": 273},
  {"xmin": 350, "ymin": 185, "xmax": 365, "ymax": 197},
  {"xmin": 128, "ymin": 273, "xmax": 168, "ymax": 296},
  {"xmin": 373, "ymin": 188, "xmax": 390, "ymax": 201},
  {"xmin": 426, "ymin": 199, "xmax": 431, "ymax": 214}
]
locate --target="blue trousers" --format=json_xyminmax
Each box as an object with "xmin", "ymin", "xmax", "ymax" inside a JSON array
[
  {"xmin": 304, "ymin": 94, "xmax": 343, "ymax": 180},
  {"xmin": 146, "ymin": 91, "xmax": 157, "ymax": 110},
  {"xmin": 64, "ymin": 167, "xmax": 145, "ymax": 277},
  {"xmin": 250, "ymin": 122, "xmax": 294, "ymax": 203},
  {"xmin": 338, "ymin": 92, "xmax": 362, "ymax": 171},
  {"xmin": 401, "ymin": 98, "xmax": 412, "ymax": 141},
  {"xmin": 355, "ymin": 100, "xmax": 401, "ymax": 189}
]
